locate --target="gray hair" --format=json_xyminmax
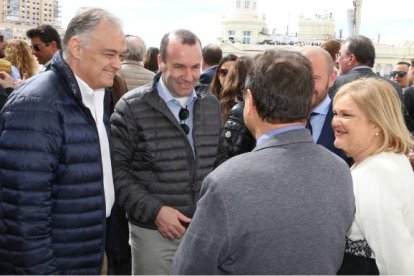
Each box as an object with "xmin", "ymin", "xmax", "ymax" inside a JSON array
[
  {"xmin": 125, "ymin": 35, "xmax": 146, "ymax": 61},
  {"xmin": 62, "ymin": 7, "xmax": 122, "ymax": 58}
]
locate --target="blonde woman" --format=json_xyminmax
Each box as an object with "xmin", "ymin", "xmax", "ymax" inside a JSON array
[
  {"xmin": 4, "ymin": 39, "xmax": 38, "ymax": 78},
  {"xmin": 333, "ymin": 78, "xmax": 414, "ymax": 274}
]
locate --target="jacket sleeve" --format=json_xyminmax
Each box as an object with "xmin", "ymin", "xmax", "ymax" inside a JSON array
[
  {"xmin": 0, "ymin": 96, "xmax": 61, "ymax": 274},
  {"xmin": 110, "ymin": 97, "xmax": 164, "ymax": 224},
  {"xmin": 214, "ymin": 102, "xmax": 255, "ymax": 168},
  {"xmin": 171, "ymin": 174, "xmax": 230, "ymax": 274}
]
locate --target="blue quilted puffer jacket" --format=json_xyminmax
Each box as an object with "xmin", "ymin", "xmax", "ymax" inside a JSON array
[{"xmin": 0, "ymin": 52, "xmax": 109, "ymax": 274}]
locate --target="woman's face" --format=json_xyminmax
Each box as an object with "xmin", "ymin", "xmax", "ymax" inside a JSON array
[
  {"xmin": 217, "ymin": 60, "xmax": 235, "ymax": 86},
  {"xmin": 332, "ymin": 94, "xmax": 381, "ymax": 164}
]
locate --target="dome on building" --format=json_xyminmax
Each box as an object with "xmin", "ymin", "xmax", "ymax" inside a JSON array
[{"xmin": 221, "ymin": 0, "xmax": 270, "ymax": 45}]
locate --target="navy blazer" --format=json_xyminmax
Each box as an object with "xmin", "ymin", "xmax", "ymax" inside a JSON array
[{"xmin": 199, "ymin": 65, "xmax": 218, "ymax": 84}]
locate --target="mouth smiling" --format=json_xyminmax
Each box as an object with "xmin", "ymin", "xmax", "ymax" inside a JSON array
[{"xmin": 103, "ymin": 69, "xmax": 116, "ymax": 76}]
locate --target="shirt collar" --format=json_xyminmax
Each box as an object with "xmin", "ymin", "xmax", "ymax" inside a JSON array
[
  {"xmin": 75, "ymin": 76, "xmax": 105, "ymax": 99},
  {"xmin": 256, "ymin": 125, "xmax": 305, "ymax": 147},
  {"xmin": 349, "ymin": 65, "xmax": 373, "ymax": 73},
  {"xmin": 157, "ymin": 74, "xmax": 197, "ymax": 106},
  {"xmin": 312, "ymin": 95, "xmax": 331, "ymax": 115}
]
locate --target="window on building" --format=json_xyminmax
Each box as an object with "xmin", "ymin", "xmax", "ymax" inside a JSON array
[
  {"xmin": 245, "ymin": 1, "xmax": 250, "ymax": 8},
  {"xmin": 228, "ymin": 30, "xmax": 235, "ymax": 42},
  {"xmin": 236, "ymin": 1, "xmax": 240, "ymax": 8},
  {"xmin": 243, "ymin": 31, "xmax": 251, "ymax": 44}
]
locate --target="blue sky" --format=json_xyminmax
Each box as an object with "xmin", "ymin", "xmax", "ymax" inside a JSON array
[{"xmin": 59, "ymin": 0, "xmax": 414, "ymax": 48}]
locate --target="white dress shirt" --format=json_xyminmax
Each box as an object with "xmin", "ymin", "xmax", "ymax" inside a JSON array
[{"xmin": 75, "ymin": 76, "xmax": 115, "ymax": 217}]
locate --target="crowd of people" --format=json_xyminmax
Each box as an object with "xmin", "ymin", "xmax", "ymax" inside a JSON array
[{"xmin": 0, "ymin": 7, "xmax": 414, "ymax": 275}]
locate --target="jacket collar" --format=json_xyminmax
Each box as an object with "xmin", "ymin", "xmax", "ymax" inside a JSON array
[{"xmin": 254, "ymin": 128, "xmax": 314, "ymax": 152}]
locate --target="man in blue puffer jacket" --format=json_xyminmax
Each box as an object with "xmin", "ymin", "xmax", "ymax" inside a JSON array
[{"xmin": 0, "ymin": 8, "xmax": 126, "ymax": 274}]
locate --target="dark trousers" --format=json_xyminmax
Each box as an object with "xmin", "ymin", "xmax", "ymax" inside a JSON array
[{"xmin": 106, "ymin": 203, "xmax": 131, "ymax": 275}]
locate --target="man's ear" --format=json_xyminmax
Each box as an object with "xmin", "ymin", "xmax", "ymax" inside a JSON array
[
  {"xmin": 48, "ymin": 41, "xmax": 58, "ymax": 51},
  {"xmin": 244, "ymin": 89, "xmax": 255, "ymax": 115},
  {"xmin": 157, "ymin": 53, "xmax": 164, "ymax": 71},
  {"xmin": 67, "ymin": 37, "xmax": 82, "ymax": 60},
  {"xmin": 328, "ymin": 69, "xmax": 337, "ymax": 88}
]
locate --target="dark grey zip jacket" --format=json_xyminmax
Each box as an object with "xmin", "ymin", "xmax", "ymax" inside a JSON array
[{"xmin": 111, "ymin": 74, "xmax": 221, "ymax": 229}]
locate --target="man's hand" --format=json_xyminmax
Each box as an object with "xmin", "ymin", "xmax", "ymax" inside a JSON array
[
  {"xmin": 0, "ymin": 71, "xmax": 16, "ymax": 89},
  {"xmin": 155, "ymin": 206, "xmax": 192, "ymax": 241}
]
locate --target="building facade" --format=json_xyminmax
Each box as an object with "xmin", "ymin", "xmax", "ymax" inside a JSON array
[
  {"xmin": 220, "ymin": 0, "xmax": 270, "ymax": 45},
  {"xmin": 0, "ymin": 0, "xmax": 62, "ymax": 40},
  {"xmin": 218, "ymin": 0, "xmax": 413, "ymax": 76}
]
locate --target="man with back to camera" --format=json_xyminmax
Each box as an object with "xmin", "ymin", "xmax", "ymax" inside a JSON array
[
  {"xmin": 111, "ymin": 29, "xmax": 221, "ymax": 274},
  {"xmin": 301, "ymin": 46, "xmax": 350, "ymax": 164},
  {"xmin": 171, "ymin": 49, "xmax": 355, "ymax": 275},
  {"xmin": 199, "ymin": 43, "xmax": 223, "ymax": 84},
  {"xmin": 26, "ymin": 24, "xmax": 62, "ymax": 71},
  {"xmin": 0, "ymin": 8, "xmax": 125, "ymax": 274},
  {"xmin": 117, "ymin": 35, "xmax": 155, "ymax": 91}
]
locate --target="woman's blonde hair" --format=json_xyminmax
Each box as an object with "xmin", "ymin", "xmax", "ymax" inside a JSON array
[
  {"xmin": 333, "ymin": 78, "xmax": 414, "ymax": 155},
  {"xmin": 4, "ymin": 39, "xmax": 38, "ymax": 78}
]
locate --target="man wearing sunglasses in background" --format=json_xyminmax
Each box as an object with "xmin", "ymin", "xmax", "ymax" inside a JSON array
[
  {"xmin": 111, "ymin": 29, "xmax": 221, "ymax": 275},
  {"xmin": 390, "ymin": 61, "xmax": 410, "ymax": 91},
  {"xmin": 26, "ymin": 24, "xmax": 61, "ymax": 71}
]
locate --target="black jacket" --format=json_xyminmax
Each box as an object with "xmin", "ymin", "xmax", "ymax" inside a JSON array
[
  {"xmin": 111, "ymin": 73, "xmax": 221, "ymax": 229},
  {"xmin": 214, "ymin": 102, "xmax": 255, "ymax": 168},
  {"xmin": 0, "ymin": 86, "xmax": 13, "ymax": 110}
]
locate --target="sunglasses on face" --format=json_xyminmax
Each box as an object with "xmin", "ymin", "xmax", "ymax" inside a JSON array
[
  {"xmin": 217, "ymin": 68, "xmax": 228, "ymax": 77},
  {"xmin": 30, "ymin": 43, "xmax": 49, "ymax": 52},
  {"xmin": 390, "ymin": 71, "xmax": 407, "ymax": 78},
  {"xmin": 179, "ymin": 106, "xmax": 190, "ymax": 135}
]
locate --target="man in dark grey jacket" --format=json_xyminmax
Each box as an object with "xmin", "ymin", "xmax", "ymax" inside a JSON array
[
  {"xmin": 171, "ymin": 49, "xmax": 355, "ymax": 275},
  {"xmin": 111, "ymin": 29, "xmax": 221, "ymax": 275}
]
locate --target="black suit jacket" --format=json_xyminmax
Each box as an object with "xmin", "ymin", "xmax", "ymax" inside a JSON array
[{"xmin": 329, "ymin": 67, "xmax": 414, "ymax": 133}]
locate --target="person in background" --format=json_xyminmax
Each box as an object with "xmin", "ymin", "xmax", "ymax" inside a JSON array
[
  {"xmin": 390, "ymin": 61, "xmax": 410, "ymax": 91},
  {"xmin": 199, "ymin": 43, "xmax": 222, "ymax": 84},
  {"xmin": 209, "ymin": 54, "xmax": 238, "ymax": 99},
  {"xmin": 407, "ymin": 59, "xmax": 414, "ymax": 87},
  {"xmin": 0, "ymin": 71, "xmax": 16, "ymax": 109},
  {"xmin": 214, "ymin": 55, "xmax": 255, "ymax": 168},
  {"xmin": 143, "ymin": 46, "xmax": 160, "ymax": 73},
  {"xmin": 330, "ymin": 35, "xmax": 414, "ymax": 133},
  {"xmin": 301, "ymin": 46, "xmax": 349, "ymax": 163},
  {"xmin": 171, "ymin": 49, "xmax": 354, "ymax": 275},
  {"xmin": 320, "ymin": 38, "xmax": 341, "ymax": 71},
  {"xmin": 111, "ymin": 29, "xmax": 221, "ymax": 275},
  {"xmin": 118, "ymin": 35, "xmax": 155, "ymax": 91},
  {"xmin": 0, "ymin": 8, "xmax": 125, "ymax": 274},
  {"xmin": 4, "ymin": 39, "xmax": 38, "ymax": 78},
  {"xmin": 333, "ymin": 78, "xmax": 414, "ymax": 274},
  {"xmin": 0, "ymin": 35, "xmax": 21, "ymax": 81},
  {"xmin": 26, "ymin": 24, "xmax": 62, "ymax": 71}
]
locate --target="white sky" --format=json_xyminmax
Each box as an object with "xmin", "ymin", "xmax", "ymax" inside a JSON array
[{"xmin": 59, "ymin": 0, "xmax": 414, "ymax": 48}]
